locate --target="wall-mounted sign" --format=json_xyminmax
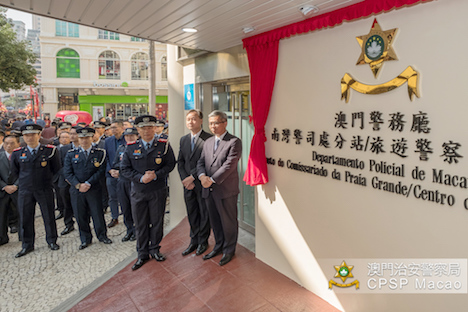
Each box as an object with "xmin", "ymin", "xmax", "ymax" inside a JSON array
[
  {"xmin": 92, "ymin": 82, "xmax": 129, "ymax": 88},
  {"xmin": 184, "ymin": 83, "xmax": 194, "ymax": 110}
]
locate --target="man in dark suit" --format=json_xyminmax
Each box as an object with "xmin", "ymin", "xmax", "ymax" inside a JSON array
[
  {"xmin": 11, "ymin": 124, "xmax": 61, "ymax": 258},
  {"xmin": 0, "ymin": 135, "xmax": 20, "ymax": 245},
  {"xmin": 104, "ymin": 120, "xmax": 126, "ymax": 227},
  {"xmin": 177, "ymin": 109, "xmax": 212, "ymax": 256},
  {"xmin": 63, "ymin": 127, "xmax": 112, "ymax": 250},
  {"xmin": 197, "ymin": 110, "xmax": 242, "ymax": 266},
  {"xmin": 57, "ymin": 131, "xmax": 75, "ymax": 235},
  {"xmin": 121, "ymin": 115, "xmax": 175, "ymax": 271}
]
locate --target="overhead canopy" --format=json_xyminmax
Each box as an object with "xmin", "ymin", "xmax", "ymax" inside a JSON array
[{"xmin": 0, "ymin": 0, "xmax": 362, "ymax": 52}]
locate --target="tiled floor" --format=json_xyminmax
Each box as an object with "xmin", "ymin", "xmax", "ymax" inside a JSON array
[{"xmin": 68, "ymin": 219, "xmax": 340, "ymax": 312}]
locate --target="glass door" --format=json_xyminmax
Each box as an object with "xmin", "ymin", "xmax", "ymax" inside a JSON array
[{"xmin": 212, "ymin": 83, "xmax": 255, "ymax": 233}]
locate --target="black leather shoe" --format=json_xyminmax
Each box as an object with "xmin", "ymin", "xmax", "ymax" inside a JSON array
[
  {"xmin": 107, "ymin": 219, "xmax": 119, "ymax": 228},
  {"xmin": 150, "ymin": 252, "xmax": 166, "ymax": 262},
  {"xmin": 129, "ymin": 234, "xmax": 136, "ymax": 241},
  {"xmin": 100, "ymin": 238, "xmax": 113, "ymax": 244},
  {"xmin": 202, "ymin": 249, "xmax": 221, "ymax": 260},
  {"xmin": 61, "ymin": 226, "xmax": 75, "ymax": 236},
  {"xmin": 219, "ymin": 253, "xmax": 234, "ymax": 266},
  {"xmin": 79, "ymin": 242, "xmax": 91, "ymax": 250},
  {"xmin": 181, "ymin": 243, "xmax": 197, "ymax": 256},
  {"xmin": 132, "ymin": 258, "xmax": 148, "ymax": 271},
  {"xmin": 10, "ymin": 225, "xmax": 18, "ymax": 234},
  {"xmin": 15, "ymin": 247, "xmax": 34, "ymax": 258},
  {"xmin": 48, "ymin": 242, "xmax": 60, "ymax": 250},
  {"xmin": 122, "ymin": 233, "xmax": 132, "ymax": 242},
  {"xmin": 55, "ymin": 212, "xmax": 64, "ymax": 220},
  {"xmin": 196, "ymin": 243, "xmax": 208, "ymax": 256}
]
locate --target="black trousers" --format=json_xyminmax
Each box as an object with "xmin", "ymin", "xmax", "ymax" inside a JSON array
[
  {"xmin": 205, "ymin": 193, "xmax": 238, "ymax": 255},
  {"xmin": 70, "ymin": 188, "xmax": 107, "ymax": 244},
  {"xmin": 0, "ymin": 193, "xmax": 17, "ymax": 243},
  {"xmin": 131, "ymin": 186, "xmax": 167, "ymax": 259},
  {"xmin": 53, "ymin": 180, "xmax": 64, "ymax": 213},
  {"xmin": 117, "ymin": 179, "xmax": 134, "ymax": 235},
  {"xmin": 184, "ymin": 186, "xmax": 211, "ymax": 245},
  {"xmin": 59, "ymin": 185, "xmax": 74, "ymax": 228},
  {"xmin": 18, "ymin": 189, "xmax": 58, "ymax": 249}
]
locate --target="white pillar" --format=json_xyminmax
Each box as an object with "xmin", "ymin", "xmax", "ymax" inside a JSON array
[
  {"xmin": 149, "ymin": 40, "xmax": 156, "ymax": 115},
  {"xmin": 167, "ymin": 44, "xmax": 186, "ymax": 229}
]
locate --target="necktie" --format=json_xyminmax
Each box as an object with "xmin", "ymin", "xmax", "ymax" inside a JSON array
[
  {"xmin": 32, "ymin": 149, "xmax": 36, "ymax": 156},
  {"xmin": 146, "ymin": 143, "xmax": 150, "ymax": 150},
  {"xmin": 214, "ymin": 139, "xmax": 220, "ymax": 152},
  {"xmin": 191, "ymin": 136, "xmax": 196, "ymax": 151}
]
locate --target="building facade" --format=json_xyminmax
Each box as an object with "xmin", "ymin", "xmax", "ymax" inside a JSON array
[{"xmin": 40, "ymin": 17, "xmax": 168, "ymax": 120}]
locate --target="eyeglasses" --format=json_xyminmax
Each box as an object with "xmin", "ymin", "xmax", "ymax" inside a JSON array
[{"xmin": 209, "ymin": 121, "xmax": 226, "ymax": 126}]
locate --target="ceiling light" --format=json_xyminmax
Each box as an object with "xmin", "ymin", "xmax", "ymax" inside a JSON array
[
  {"xmin": 243, "ymin": 27, "xmax": 255, "ymax": 34},
  {"xmin": 182, "ymin": 28, "xmax": 197, "ymax": 33},
  {"xmin": 299, "ymin": 5, "xmax": 319, "ymax": 16}
]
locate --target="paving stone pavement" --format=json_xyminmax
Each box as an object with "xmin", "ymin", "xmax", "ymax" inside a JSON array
[{"xmin": 0, "ymin": 203, "xmax": 171, "ymax": 312}]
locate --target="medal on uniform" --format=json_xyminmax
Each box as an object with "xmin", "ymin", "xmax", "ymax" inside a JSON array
[
  {"xmin": 155, "ymin": 157, "xmax": 162, "ymax": 164},
  {"xmin": 41, "ymin": 160, "xmax": 47, "ymax": 167},
  {"xmin": 133, "ymin": 149, "xmax": 141, "ymax": 156},
  {"xmin": 94, "ymin": 158, "xmax": 100, "ymax": 167},
  {"xmin": 20, "ymin": 153, "xmax": 26, "ymax": 160}
]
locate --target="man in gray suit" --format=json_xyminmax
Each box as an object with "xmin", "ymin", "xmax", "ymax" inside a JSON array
[
  {"xmin": 0, "ymin": 135, "xmax": 20, "ymax": 245},
  {"xmin": 178, "ymin": 109, "xmax": 212, "ymax": 256},
  {"xmin": 197, "ymin": 110, "xmax": 242, "ymax": 266}
]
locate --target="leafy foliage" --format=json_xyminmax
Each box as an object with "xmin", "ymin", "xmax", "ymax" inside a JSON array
[{"xmin": 0, "ymin": 8, "xmax": 37, "ymax": 92}]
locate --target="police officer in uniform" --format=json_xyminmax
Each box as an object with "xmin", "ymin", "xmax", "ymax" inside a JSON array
[
  {"xmin": 111, "ymin": 127, "xmax": 138, "ymax": 242},
  {"xmin": 11, "ymin": 124, "xmax": 61, "ymax": 258},
  {"xmin": 63, "ymin": 127, "xmax": 112, "ymax": 250},
  {"xmin": 121, "ymin": 115, "xmax": 175, "ymax": 271}
]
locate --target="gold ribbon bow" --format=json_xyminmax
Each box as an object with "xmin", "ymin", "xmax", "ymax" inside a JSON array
[{"xmin": 341, "ymin": 66, "xmax": 420, "ymax": 103}]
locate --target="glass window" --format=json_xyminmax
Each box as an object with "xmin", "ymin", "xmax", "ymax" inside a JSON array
[
  {"xmin": 131, "ymin": 37, "xmax": 146, "ymax": 42},
  {"xmin": 131, "ymin": 53, "xmax": 149, "ymax": 80},
  {"xmin": 56, "ymin": 49, "xmax": 80, "ymax": 78},
  {"xmin": 98, "ymin": 51, "xmax": 120, "ymax": 80},
  {"xmin": 55, "ymin": 21, "xmax": 79, "ymax": 37},
  {"xmin": 98, "ymin": 30, "xmax": 120, "ymax": 40},
  {"xmin": 161, "ymin": 56, "xmax": 167, "ymax": 81}
]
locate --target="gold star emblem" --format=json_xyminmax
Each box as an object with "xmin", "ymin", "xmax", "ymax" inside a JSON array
[
  {"xmin": 334, "ymin": 260, "xmax": 354, "ymax": 283},
  {"xmin": 356, "ymin": 19, "xmax": 398, "ymax": 78}
]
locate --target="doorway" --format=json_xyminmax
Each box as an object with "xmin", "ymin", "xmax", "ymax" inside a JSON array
[{"xmin": 211, "ymin": 82, "xmax": 255, "ymax": 233}]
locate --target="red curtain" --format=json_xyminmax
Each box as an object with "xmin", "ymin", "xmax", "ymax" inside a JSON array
[
  {"xmin": 243, "ymin": 40, "xmax": 279, "ymax": 186},
  {"xmin": 242, "ymin": 0, "xmax": 430, "ymax": 186}
]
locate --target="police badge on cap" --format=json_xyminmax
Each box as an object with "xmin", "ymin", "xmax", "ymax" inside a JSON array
[
  {"xmin": 20, "ymin": 124, "xmax": 43, "ymax": 134},
  {"xmin": 123, "ymin": 127, "xmax": 139, "ymax": 136},
  {"xmin": 76, "ymin": 127, "xmax": 96, "ymax": 137},
  {"xmin": 135, "ymin": 115, "xmax": 157, "ymax": 127},
  {"xmin": 58, "ymin": 122, "xmax": 72, "ymax": 130},
  {"xmin": 93, "ymin": 121, "xmax": 107, "ymax": 128}
]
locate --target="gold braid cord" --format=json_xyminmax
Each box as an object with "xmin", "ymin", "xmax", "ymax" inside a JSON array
[{"xmin": 341, "ymin": 66, "xmax": 420, "ymax": 103}]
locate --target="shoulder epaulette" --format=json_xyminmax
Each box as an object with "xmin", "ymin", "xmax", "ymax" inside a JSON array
[
  {"xmin": 158, "ymin": 138, "xmax": 168, "ymax": 143},
  {"xmin": 127, "ymin": 141, "xmax": 137, "ymax": 145},
  {"xmin": 67, "ymin": 149, "xmax": 75, "ymax": 153},
  {"xmin": 45, "ymin": 144, "xmax": 55, "ymax": 148},
  {"xmin": 13, "ymin": 147, "xmax": 21, "ymax": 152}
]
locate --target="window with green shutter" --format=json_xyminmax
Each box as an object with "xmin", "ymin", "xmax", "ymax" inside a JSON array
[{"xmin": 56, "ymin": 49, "xmax": 80, "ymax": 78}]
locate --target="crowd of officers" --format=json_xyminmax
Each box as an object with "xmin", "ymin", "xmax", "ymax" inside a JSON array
[{"xmin": 0, "ymin": 109, "xmax": 242, "ymax": 270}]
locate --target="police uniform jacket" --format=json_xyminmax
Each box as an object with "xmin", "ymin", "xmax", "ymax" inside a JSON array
[
  {"xmin": 120, "ymin": 134, "xmax": 176, "ymax": 193},
  {"xmin": 63, "ymin": 146, "xmax": 107, "ymax": 190},
  {"xmin": 112, "ymin": 144, "xmax": 129, "ymax": 183},
  {"xmin": 10, "ymin": 144, "xmax": 61, "ymax": 190}
]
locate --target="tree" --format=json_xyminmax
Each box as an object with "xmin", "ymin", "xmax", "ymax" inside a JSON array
[{"xmin": 0, "ymin": 8, "xmax": 37, "ymax": 92}]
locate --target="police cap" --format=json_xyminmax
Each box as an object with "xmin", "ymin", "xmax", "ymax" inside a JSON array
[
  {"xmin": 94, "ymin": 120, "xmax": 107, "ymax": 128},
  {"xmin": 20, "ymin": 124, "xmax": 43, "ymax": 134},
  {"xmin": 135, "ymin": 115, "xmax": 157, "ymax": 127},
  {"xmin": 123, "ymin": 127, "xmax": 138, "ymax": 136},
  {"xmin": 58, "ymin": 122, "xmax": 72, "ymax": 130},
  {"xmin": 76, "ymin": 127, "xmax": 96, "ymax": 137}
]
